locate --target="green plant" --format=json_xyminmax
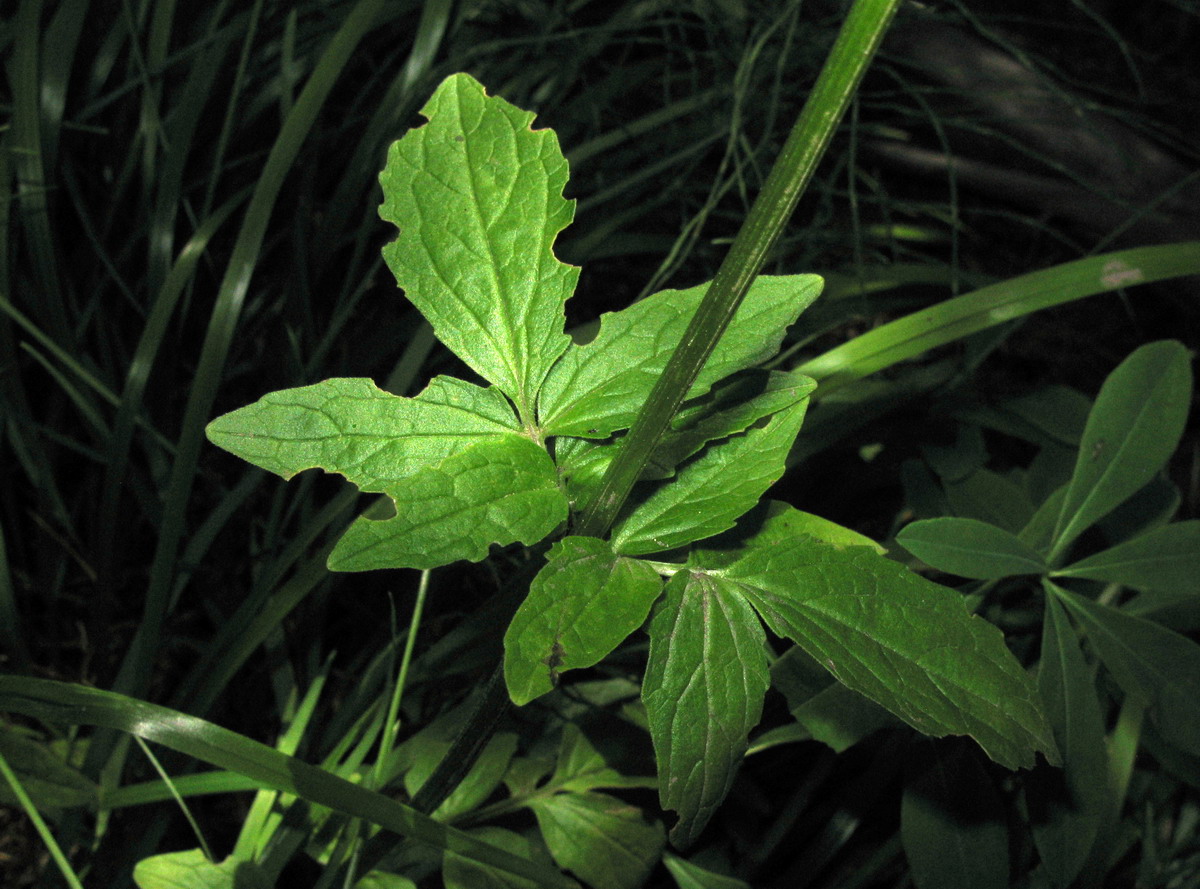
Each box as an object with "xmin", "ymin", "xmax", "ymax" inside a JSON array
[
  {"xmin": 204, "ymin": 67, "xmax": 1062, "ymax": 861},
  {"xmin": 4, "ymin": 2, "xmax": 1200, "ymax": 887}
]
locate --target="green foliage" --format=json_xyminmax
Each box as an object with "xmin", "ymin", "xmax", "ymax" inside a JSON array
[
  {"xmin": 6, "ymin": 1, "xmax": 1200, "ymax": 887},
  {"xmin": 204, "ymin": 71, "xmax": 1058, "ymax": 853}
]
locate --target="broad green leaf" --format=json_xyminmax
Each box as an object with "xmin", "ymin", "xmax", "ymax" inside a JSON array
[
  {"xmin": 404, "ymin": 733, "xmax": 518, "ymax": 821},
  {"xmin": 1028, "ymin": 592, "xmax": 1107, "ymax": 888},
  {"xmin": 378, "ymin": 72, "xmax": 577, "ymax": 419},
  {"xmin": 547, "ymin": 724, "xmax": 656, "ymax": 794},
  {"xmin": 662, "ymin": 853, "xmax": 750, "ymax": 889},
  {"xmin": 206, "ymin": 376, "xmax": 520, "ymax": 484},
  {"xmin": 539, "ymin": 275, "xmax": 822, "ymax": 437},
  {"xmin": 1054, "ymin": 521, "xmax": 1200, "ymax": 594},
  {"xmin": 0, "ymin": 724, "xmax": 96, "ymax": 812},
  {"xmin": 528, "ymin": 791, "xmax": 664, "ymax": 889},
  {"xmin": 504, "ymin": 537, "xmax": 662, "ymax": 705},
  {"xmin": 1051, "ymin": 340, "xmax": 1192, "ymax": 561},
  {"xmin": 692, "ymin": 500, "xmax": 885, "ymax": 571},
  {"xmin": 720, "ymin": 538, "xmax": 1058, "ymax": 769},
  {"xmin": 328, "ymin": 435, "xmax": 566, "ymax": 571},
  {"xmin": 897, "ymin": 517, "xmax": 1047, "ymax": 579},
  {"xmin": 133, "ymin": 849, "xmax": 271, "ymax": 889},
  {"xmin": 443, "ymin": 828, "xmax": 542, "ymax": 889},
  {"xmin": 643, "ymin": 571, "xmax": 769, "ymax": 848},
  {"xmin": 1052, "ymin": 584, "xmax": 1200, "ymax": 753},
  {"xmin": 901, "ymin": 743, "xmax": 1008, "ymax": 889},
  {"xmin": 611, "ymin": 392, "xmax": 810, "ymax": 556}
]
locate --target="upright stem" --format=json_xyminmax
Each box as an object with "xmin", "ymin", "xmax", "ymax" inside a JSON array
[{"xmin": 575, "ymin": 0, "xmax": 903, "ymax": 539}]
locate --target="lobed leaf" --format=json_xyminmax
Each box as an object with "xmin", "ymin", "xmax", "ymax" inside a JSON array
[
  {"xmin": 205, "ymin": 376, "xmax": 520, "ymax": 485},
  {"xmin": 643, "ymin": 571, "xmax": 770, "ymax": 848},
  {"xmin": 328, "ymin": 435, "xmax": 567, "ymax": 571},
  {"xmin": 378, "ymin": 72, "xmax": 578, "ymax": 420},
  {"xmin": 611, "ymin": 383, "xmax": 811, "ymax": 556},
  {"xmin": 720, "ymin": 538, "xmax": 1058, "ymax": 770},
  {"xmin": 504, "ymin": 537, "xmax": 662, "ymax": 705},
  {"xmin": 897, "ymin": 517, "xmax": 1047, "ymax": 579},
  {"xmin": 538, "ymin": 276, "xmax": 822, "ymax": 438}
]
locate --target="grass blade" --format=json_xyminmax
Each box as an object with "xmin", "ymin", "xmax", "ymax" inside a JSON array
[
  {"xmin": 798, "ymin": 243, "xmax": 1200, "ymax": 393},
  {"xmin": 0, "ymin": 676, "xmax": 578, "ymax": 888}
]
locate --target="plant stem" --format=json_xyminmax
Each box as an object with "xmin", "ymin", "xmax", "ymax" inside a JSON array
[{"xmin": 575, "ymin": 0, "xmax": 903, "ymax": 539}]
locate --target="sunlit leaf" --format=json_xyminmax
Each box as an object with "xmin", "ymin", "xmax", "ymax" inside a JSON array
[
  {"xmin": 378, "ymin": 73, "xmax": 578, "ymax": 420},
  {"xmin": 133, "ymin": 848, "xmax": 271, "ymax": 889},
  {"xmin": 328, "ymin": 435, "xmax": 566, "ymax": 571},
  {"xmin": 539, "ymin": 276, "xmax": 821, "ymax": 437},
  {"xmin": 611, "ymin": 385, "xmax": 811, "ymax": 555}
]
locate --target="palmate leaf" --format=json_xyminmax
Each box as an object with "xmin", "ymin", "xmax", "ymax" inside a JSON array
[
  {"xmin": 539, "ymin": 276, "xmax": 822, "ymax": 438},
  {"xmin": 711, "ymin": 537, "xmax": 1058, "ymax": 770},
  {"xmin": 378, "ymin": 72, "xmax": 577, "ymax": 421},
  {"xmin": 206, "ymin": 376, "xmax": 521, "ymax": 484},
  {"xmin": 504, "ymin": 537, "xmax": 662, "ymax": 705},
  {"xmin": 328, "ymin": 435, "xmax": 566, "ymax": 572},
  {"xmin": 207, "ymin": 378, "xmax": 566, "ymax": 571}
]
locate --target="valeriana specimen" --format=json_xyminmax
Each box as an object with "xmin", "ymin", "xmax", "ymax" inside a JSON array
[{"xmin": 208, "ymin": 73, "xmax": 1057, "ymax": 847}]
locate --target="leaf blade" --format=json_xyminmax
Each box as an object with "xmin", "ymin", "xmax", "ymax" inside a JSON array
[
  {"xmin": 1051, "ymin": 340, "xmax": 1192, "ymax": 561},
  {"xmin": 539, "ymin": 276, "xmax": 821, "ymax": 438},
  {"xmin": 611, "ymin": 382, "xmax": 811, "ymax": 555},
  {"xmin": 1051, "ymin": 583, "xmax": 1200, "ymax": 753},
  {"xmin": 722, "ymin": 538, "xmax": 1058, "ymax": 770},
  {"xmin": 504, "ymin": 537, "xmax": 662, "ymax": 705},
  {"xmin": 205, "ymin": 376, "xmax": 519, "ymax": 485},
  {"xmin": 378, "ymin": 73, "xmax": 577, "ymax": 417},
  {"xmin": 643, "ymin": 572, "xmax": 770, "ymax": 848},
  {"xmin": 328, "ymin": 435, "xmax": 567, "ymax": 571},
  {"xmin": 897, "ymin": 517, "xmax": 1047, "ymax": 580}
]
